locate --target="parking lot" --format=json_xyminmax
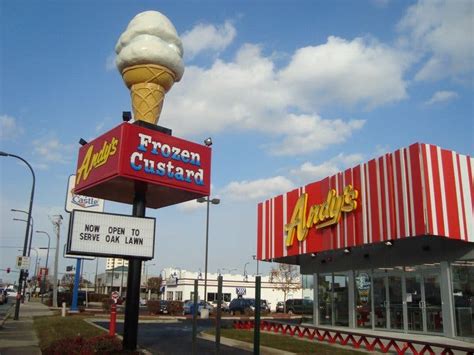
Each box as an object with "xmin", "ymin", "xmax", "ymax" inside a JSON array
[{"xmin": 94, "ymin": 318, "xmax": 252, "ymax": 354}]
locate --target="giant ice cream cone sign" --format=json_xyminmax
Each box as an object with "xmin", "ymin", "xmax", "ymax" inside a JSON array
[{"xmin": 115, "ymin": 11, "xmax": 184, "ymax": 125}]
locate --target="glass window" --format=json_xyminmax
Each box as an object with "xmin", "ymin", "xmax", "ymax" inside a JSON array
[
  {"xmin": 334, "ymin": 274, "xmax": 349, "ymax": 326},
  {"xmin": 452, "ymin": 261, "xmax": 474, "ymax": 338},
  {"xmin": 355, "ymin": 271, "xmax": 372, "ymax": 328},
  {"xmin": 166, "ymin": 291, "xmax": 173, "ymax": 301},
  {"xmin": 176, "ymin": 291, "xmax": 183, "ymax": 301},
  {"xmin": 318, "ymin": 274, "xmax": 333, "ymax": 325}
]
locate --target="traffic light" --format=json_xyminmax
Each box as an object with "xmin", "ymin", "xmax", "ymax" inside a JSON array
[{"xmin": 6, "ymin": 267, "xmax": 10, "ymax": 273}]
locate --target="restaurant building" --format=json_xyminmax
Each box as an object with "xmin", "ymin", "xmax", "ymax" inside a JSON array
[{"xmin": 257, "ymin": 143, "xmax": 473, "ymax": 340}]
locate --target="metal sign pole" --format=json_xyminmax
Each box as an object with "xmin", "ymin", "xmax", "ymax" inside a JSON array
[
  {"xmin": 254, "ymin": 275, "xmax": 261, "ymax": 355},
  {"xmin": 70, "ymin": 258, "xmax": 82, "ymax": 312},
  {"xmin": 192, "ymin": 279, "xmax": 198, "ymax": 354},
  {"xmin": 123, "ymin": 188, "xmax": 145, "ymax": 351},
  {"xmin": 216, "ymin": 275, "xmax": 223, "ymax": 354}
]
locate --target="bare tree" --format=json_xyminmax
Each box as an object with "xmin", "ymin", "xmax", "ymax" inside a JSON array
[
  {"xmin": 147, "ymin": 276, "xmax": 163, "ymax": 299},
  {"xmin": 270, "ymin": 263, "xmax": 301, "ymax": 312}
]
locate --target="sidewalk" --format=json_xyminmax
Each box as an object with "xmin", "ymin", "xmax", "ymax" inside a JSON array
[{"xmin": 0, "ymin": 300, "xmax": 54, "ymax": 355}]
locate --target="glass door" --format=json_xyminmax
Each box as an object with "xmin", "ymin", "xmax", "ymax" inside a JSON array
[
  {"xmin": 423, "ymin": 271, "xmax": 443, "ymax": 333},
  {"xmin": 373, "ymin": 276, "xmax": 388, "ymax": 329},
  {"xmin": 406, "ymin": 273, "xmax": 424, "ymax": 332},
  {"xmin": 388, "ymin": 275, "xmax": 404, "ymax": 330}
]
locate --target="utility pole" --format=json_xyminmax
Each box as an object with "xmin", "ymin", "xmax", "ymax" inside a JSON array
[{"xmin": 51, "ymin": 215, "xmax": 63, "ymax": 308}]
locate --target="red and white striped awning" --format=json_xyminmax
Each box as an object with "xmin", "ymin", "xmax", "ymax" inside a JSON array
[{"xmin": 257, "ymin": 143, "xmax": 473, "ymax": 261}]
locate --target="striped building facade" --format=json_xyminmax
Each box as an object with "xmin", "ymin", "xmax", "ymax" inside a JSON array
[
  {"xmin": 257, "ymin": 143, "xmax": 473, "ymax": 340},
  {"xmin": 257, "ymin": 143, "xmax": 473, "ymax": 261}
]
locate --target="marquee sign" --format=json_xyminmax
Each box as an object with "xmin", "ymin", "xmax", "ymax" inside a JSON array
[
  {"xmin": 66, "ymin": 210, "xmax": 156, "ymax": 259},
  {"xmin": 74, "ymin": 122, "xmax": 211, "ymax": 208}
]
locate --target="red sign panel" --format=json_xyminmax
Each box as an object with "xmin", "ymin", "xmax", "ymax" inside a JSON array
[{"xmin": 74, "ymin": 123, "xmax": 211, "ymax": 208}]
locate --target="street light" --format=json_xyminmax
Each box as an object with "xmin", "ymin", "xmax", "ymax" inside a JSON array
[
  {"xmin": 36, "ymin": 231, "xmax": 51, "ymax": 303},
  {"xmin": 243, "ymin": 262, "xmax": 250, "ymax": 281},
  {"xmin": 197, "ymin": 195, "xmax": 220, "ymax": 301},
  {"xmin": 51, "ymin": 214, "xmax": 63, "ymax": 308},
  {"xmin": 1, "ymin": 151, "xmax": 35, "ymax": 320},
  {"xmin": 253, "ymin": 255, "xmax": 260, "ymax": 276},
  {"xmin": 145, "ymin": 263, "xmax": 156, "ymax": 300},
  {"xmin": 12, "ymin": 209, "xmax": 35, "ymax": 254}
]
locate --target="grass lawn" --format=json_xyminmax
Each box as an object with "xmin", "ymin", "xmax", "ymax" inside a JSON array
[
  {"xmin": 33, "ymin": 313, "xmax": 106, "ymax": 350},
  {"xmin": 206, "ymin": 328, "xmax": 367, "ymax": 354}
]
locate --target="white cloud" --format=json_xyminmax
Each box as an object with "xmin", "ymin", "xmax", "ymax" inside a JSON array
[
  {"xmin": 278, "ymin": 36, "xmax": 411, "ymax": 109},
  {"xmin": 161, "ymin": 36, "xmax": 403, "ymax": 155},
  {"xmin": 264, "ymin": 114, "xmax": 365, "ymax": 156},
  {"xmin": 220, "ymin": 176, "xmax": 294, "ymax": 201},
  {"xmin": 176, "ymin": 199, "xmax": 205, "ymax": 212},
  {"xmin": 425, "ymin": 90, "xmax": 459, "ymax": 105},
  {"xmin": 182, "ymin": 21, "xmax": 236, "ymax": 59},
  {"xmin": 398, "ymin": 0, "xmax": 474, "ymax": 81},
  {"xmin": 291, "ymin": 153, "xmax": 364, "ymax": 183},
  {"xmin": 0, "ymin": 114, "xmax": 23, "ymax": 141},
  {"xmin": 32, "ymin": 137, "xmax": 75, "ymax": 165}
]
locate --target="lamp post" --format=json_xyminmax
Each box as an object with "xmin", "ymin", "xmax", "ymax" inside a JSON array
[
  {"xmin": 243, "ymin": 262, "xmax": 250, "ymax": 281},
  {"xmin": 145, "ymin": 263, "xmax": 156, "ymax": 300},
  {"xmin": 1, "ymin": 151, "xmax": 35, "ymax": 321},
  {"xmin": 36, "ymin": 231, "xmax": 51, "ymax": 303},
  {"xmin": 253, "ymin": 255, "xmax": 259, "ymax": 276},
  {"xmin": 12, "ymin": 209, "xmax": 34, "ymax": 255},
  {"xmin": 197, "ymin": 195, "xmax": 220, "ymax": 302},
  {"xmin": 51, "ymin": 215, "xmax": 63, "ymax": 308}
]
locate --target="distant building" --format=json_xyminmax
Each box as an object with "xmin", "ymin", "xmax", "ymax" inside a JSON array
[
  {"xmin": 160, "ymin": 267, "xmax": 309, "ymax": 311},
  {"xmin": 105, "ymin": 258, "xmax": 128, "ymax": 270}
]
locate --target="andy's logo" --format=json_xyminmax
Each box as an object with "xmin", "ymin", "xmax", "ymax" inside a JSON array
[
  {"xmin": 285, "ymin": 185, "xmax": 358, "ymax": 247},
  {"xmin": 76, "ymin": 138, "xmax": 119, "ymax": 183}
]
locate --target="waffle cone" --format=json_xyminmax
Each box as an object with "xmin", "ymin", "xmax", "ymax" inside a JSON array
[{"xmin": 121, "ymin": 64, "xmax": 176, "ymax": 125}]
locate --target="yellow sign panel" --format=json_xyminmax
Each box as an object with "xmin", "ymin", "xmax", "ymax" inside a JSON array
[{"xmin": 285, "ymin": 185, "xmax": 358, "ymax": 247}]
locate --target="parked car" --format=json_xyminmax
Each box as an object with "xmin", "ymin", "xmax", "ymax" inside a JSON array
[
  {"xmin": 260, "ymin": 299, "xmax": 271, "ymax": 313},
  {"xmin": 210, "ymin": 300, "xmax": 229, "ymax": 312},
  {"xmin": 183, "ymin": 300, "xmax": 214, "ymax": 315},
  {"xmin": 229, "ymin": 298, "xmax": 270, "ymax": 315},
  {"xmin": 0, "ymin": 289, "xmax": 7, "ymax": 304},
  {"xmin": 6, "ymin": 289, "xmax": 17, "ymax": 298},
  {"xmin": 159, "ymin": 300, "xmax": 168, "ymax": 314},
  {"xmin": 229, "ymin": 298, "xmax": 254, "ymax": 315},
  {"xmin": 285, "ymin": 298, "xmax": 314, "ymax": 315},
  {"xmin": 276, "ymin": 301, "xmax": 285, "ymax": 313}
]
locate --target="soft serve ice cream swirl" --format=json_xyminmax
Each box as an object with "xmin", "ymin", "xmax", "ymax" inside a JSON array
[{"xmin": 115, "ymin": 11, "xmax": 184, "ymax": 81}]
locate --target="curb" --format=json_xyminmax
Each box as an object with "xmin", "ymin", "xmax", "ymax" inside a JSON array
[{"xmin": 198, "ymin": 332, "xmax": 295, "ymax": 355}]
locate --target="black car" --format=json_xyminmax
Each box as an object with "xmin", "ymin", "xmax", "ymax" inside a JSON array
[
  {"xmin": 285, "ymin": 298, "xmax": 313, "ymax": 315},
  {"xmin": 229, "ymin": 298, "xmax": 254, "ymax": 315},
  {"xmin": 229, "ymin": 298, "xmax": 270, "ymax": 315}
]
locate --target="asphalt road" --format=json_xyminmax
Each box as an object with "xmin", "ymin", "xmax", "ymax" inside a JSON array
[{"xmin": 95, "ymin": 319, "xmax": 252, "ymax": 354}]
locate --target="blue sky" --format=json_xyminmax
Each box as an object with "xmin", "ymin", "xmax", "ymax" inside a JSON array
[{"xmin": 1, "ymin": 0, "xmax": 473, "ymax": 284}]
